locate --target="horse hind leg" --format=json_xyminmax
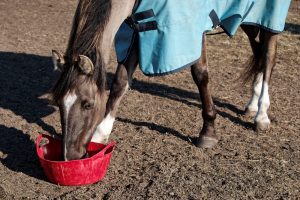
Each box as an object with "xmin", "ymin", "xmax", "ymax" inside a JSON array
[
  {"xmin": 254, "ymin": 30, "xmax": 278, "ymax": 131},
  {"xmin": 245, "ymin": 72, "xmax": 263, "ymax": 117},
  {"xmin": 91, "ymin": 40, "xmax": 138, "ymax": 143},
  {"xmin": 241, "ymin": 25, "xmax": 262, "ymax": 117},
  {"xmin": 242, "ymin": 25, "xmax": 277, "ymax": 131},
  {"xmin": 192, "ymin": 34, "xmax": 218, "ymax": 148}
]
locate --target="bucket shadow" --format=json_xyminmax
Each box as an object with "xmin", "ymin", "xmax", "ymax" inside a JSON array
[{"xmin": 0, "ymin": 125, "xmax": 46, "ymax": 180}]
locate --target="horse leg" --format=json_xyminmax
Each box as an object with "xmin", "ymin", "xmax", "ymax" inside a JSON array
[
  {"xmin": 241, "ymin": 25, "xmax": 262, "ymax": 117},
  {"xmin": 245, "ymin": 73, "xmax": 264, "ymax": 117},
  {"xmin": 255, "ymin": 30, "xmax": 278, "ymax": 131},
  {"xmin": 242, "ymin": 25, "xmax": 278, "ymax": 131},
  {"xmin": 91, "ymin": 41, "xmax": 138, "ymax": 142},
  {"xmin": 192, "ymin": 34, "xmax": 218, "ymax": 148}
]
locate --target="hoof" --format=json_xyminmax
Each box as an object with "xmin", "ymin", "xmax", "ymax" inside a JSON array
[
  {"xmin": 244, "ymin": 108, "xmax": 257, "ymax": 117},
  {"xmin": 255, "ymin": 121, "xmax": 270, "ymax": 132},
  {"xmin": 195, "ymin": 136, "xmax": 218, "ymax": 148}
]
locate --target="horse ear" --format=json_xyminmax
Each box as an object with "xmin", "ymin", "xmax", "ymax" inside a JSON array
[
  {"xmin": 78, "ymin": 55, "xmax": 94, "ymax": 75},
  {"xmin": 52, "ymin": 50, "xmax": 65, "ymax": 71}
]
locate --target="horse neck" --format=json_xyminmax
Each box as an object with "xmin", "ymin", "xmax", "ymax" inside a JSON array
[{"xmin": 100, "ymin": 0, "xmax": 136, "ymax": 64}]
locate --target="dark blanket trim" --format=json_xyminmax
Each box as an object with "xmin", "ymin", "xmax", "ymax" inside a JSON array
[
  {"xmin": 241, "ymin": 22, "xmax": 283, "ymax": 34},
  {"xmin": 117, "ymin": 31, "xmax": 137, "ymax": 64}
]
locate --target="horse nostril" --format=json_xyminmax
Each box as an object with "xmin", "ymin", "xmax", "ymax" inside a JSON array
[{"xmin": 81, "ymin": 152, "xmax": 89, "ymax": 159}]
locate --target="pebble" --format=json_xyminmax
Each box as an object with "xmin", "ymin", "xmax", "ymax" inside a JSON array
[{"xmin": 0, "ymin": 151, "xmax": 8, "ymax": 159}]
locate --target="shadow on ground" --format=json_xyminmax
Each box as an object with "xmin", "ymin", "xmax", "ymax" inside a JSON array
[
  {"xmin": 0, "ymin": 52, "xmax": 58, "ymax": 135},
  {"xmin": 0, "ymin": 125, "xmax": 46, "ymax": 181},
  {"xmin": 108, "ymin": 73, "xmax": 254, "ymax": 130},
  {"xmin": 0, "ymin": 52, "xmax": 58, "ymax": 180},
  {"xmin": 285, "ymin": 23, "xmax": 300, "ymax": 34},
  {"xmin": 0, "ymin": 52, "xmax": 251, "ymax": 135}
]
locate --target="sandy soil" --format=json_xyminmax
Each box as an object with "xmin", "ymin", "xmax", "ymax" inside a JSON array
[{"xmin": 0, "ymin": 0, "xmax": 299, "ymax": 199}]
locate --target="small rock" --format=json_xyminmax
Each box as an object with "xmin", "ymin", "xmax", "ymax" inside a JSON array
[
  {"xmin": 0, "ymin": 186, "xmax": 6, "ymax": 199},
  {"xmin": 0, "ymin": 151, "xmax": 7, "ymax": 159}
]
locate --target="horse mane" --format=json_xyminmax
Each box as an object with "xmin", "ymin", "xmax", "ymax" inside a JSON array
[{"xmin": 52, "ymin": 0, "xmax": 112, "ymax": 103}]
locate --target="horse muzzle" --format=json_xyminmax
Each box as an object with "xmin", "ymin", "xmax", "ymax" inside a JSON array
[{"xmin": 64, "ymin": 146, "xmax": 88, "ymax": 161}]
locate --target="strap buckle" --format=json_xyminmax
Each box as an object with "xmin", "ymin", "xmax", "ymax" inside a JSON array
[{"xmin": 125, "ymin": 9, "xmax": 158, "ymax": 32}]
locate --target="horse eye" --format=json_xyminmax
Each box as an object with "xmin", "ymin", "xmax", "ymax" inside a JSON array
[{"xmin": 82, "ymin": 101, "xmax": 94, "ymax": 110}]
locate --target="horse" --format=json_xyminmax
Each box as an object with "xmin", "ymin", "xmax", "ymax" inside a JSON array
[{"xmin": 51, "ymin": 0, "xmax": 290, "ymax": 160}]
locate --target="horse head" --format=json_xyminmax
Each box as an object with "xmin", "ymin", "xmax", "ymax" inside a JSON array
[
  {"xmin": 51, "ymin": 50, "xmax": 107, "ymax": 160},
  {"xmin": 50, "ymin": 0, "xmax": 137, "ymax": 160}
]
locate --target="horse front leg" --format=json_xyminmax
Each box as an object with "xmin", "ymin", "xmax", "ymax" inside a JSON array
[
  {"xmin": 192, "ymin": 35, "xmax": 218, "ymax": 148},
  {"xmin": 91, "ymin": 41, "xmax": 138, "ymax": 143},
  {"xmin": 255, "ymin": 31, "xmax": 278, "ymax": 131}
]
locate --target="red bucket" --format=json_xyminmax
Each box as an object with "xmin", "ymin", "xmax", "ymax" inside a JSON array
[{"xmin": 36, "ymin": 134, "xmax": 115, "ymax": 186}]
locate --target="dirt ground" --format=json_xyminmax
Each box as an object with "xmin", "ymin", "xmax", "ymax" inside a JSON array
[{"xmin": 0, "ymin": 0, "xmax": 299, "ymax": 199}]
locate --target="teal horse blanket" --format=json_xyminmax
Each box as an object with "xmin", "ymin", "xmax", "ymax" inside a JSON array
[{"xmin": 115, "ymin": 0, "xmax": 291, "ymax": 76}]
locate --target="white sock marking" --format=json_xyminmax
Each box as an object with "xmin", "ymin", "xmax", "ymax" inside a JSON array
[
  {"xmin": 247, "ymin": 73, "xmax": 263, "ymax": 112},
  {"xmin": 91, "ymin": 82, "xmax": 129, "ymax": 143},
  {"xmin": 255, "ymin": 81, "xmax": 270, "ymax": 124},
  {"xmin": 91, "ymin": 113, "xmax": 115, "ymax": 143}
]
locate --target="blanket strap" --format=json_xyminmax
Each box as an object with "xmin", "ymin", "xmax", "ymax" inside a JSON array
[
  {"xmin": 209, "ymin": 10, "xmax": 221, "ymax": 28},
  {"xmin": 132, "ymin": 0, "xmax": 140, "ymax": 12},
  {"xmin": 125, "ymin": 9, "xmax": 158, "ymax": 32}
]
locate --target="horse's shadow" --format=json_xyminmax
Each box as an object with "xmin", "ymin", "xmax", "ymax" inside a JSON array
[
  {"xmin": 285, "ymin": 23, "xmax": 300, "ymax": 35},
  {"xmin": 108, "ymin": 72, "xmax": 253, "ymax": 134},
  {"xmin": 0, "ymin": 52, "xmax": 59, "ymax": 135},
  {"xmin": 0, "ymin": 51, "xmax": 58, "ymax": 180}
]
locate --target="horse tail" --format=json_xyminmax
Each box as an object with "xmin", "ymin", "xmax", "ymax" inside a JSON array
[
  {"xmin": 239, "ymin": 42, "xmax": 263, "ymax": 84},
  {"xmin": 241, "ymin": 55, "xmax": 262, "ymax": 84}
]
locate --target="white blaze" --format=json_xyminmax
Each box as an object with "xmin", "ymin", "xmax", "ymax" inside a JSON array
[
  {"xmin": 64, "ymin": 93, "xmax": 77, "ymax": 118},
  {"xmin": 63, "ymin": 92, "xmax": 77, "ymax": 159}
]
